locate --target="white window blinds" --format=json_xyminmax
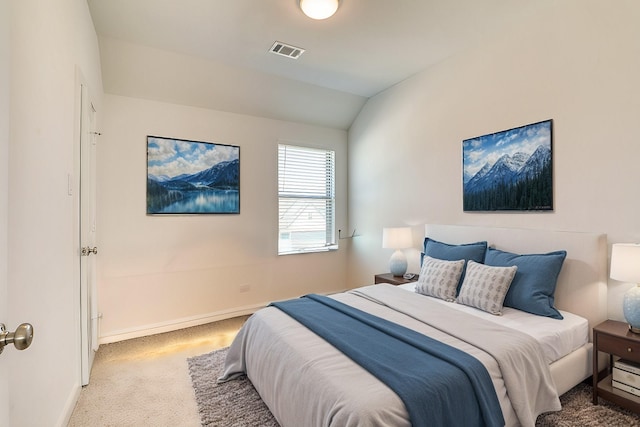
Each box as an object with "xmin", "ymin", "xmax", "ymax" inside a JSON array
[{"xmin": 278, "ymin": 144, "xmax": 336, "ymax": 255}]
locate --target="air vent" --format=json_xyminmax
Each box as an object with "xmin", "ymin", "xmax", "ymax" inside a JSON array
[{"xmin": 269, "ymin": 41, "xmax": 305, "ymax": 59}]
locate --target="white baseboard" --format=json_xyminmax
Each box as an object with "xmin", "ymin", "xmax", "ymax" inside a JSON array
[
  {"xmin": 98, "ymin": 303, "xmax": 265, "ymax": 345},
  {"xmin": 57, "ymin": 382, "xmax": 82, "ymax": 427}
]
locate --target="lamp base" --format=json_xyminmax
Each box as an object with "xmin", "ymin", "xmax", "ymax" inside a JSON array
[
  {"xmin": 389, "ymin": 249, "xmax": 407, "ymax": 277},
  {"xmin": 623, "ymin": 284, "xmax": 640, "ymax": 333}
]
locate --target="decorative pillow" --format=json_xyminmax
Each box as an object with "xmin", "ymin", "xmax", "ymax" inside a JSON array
[
  {"xmin": 456, "ymin": 261, "xmax": 517, "ymax": 315},
  {"xmin": 423, "ymin": 238, "xmax": 488, "ymax": 293},
  {"xmin": 484, "ymin": 248, "xmax": 567, "ymax": 320},
  {"xmin": 415, "ymin": 256, "xmax": 465, "ymax": 302}
]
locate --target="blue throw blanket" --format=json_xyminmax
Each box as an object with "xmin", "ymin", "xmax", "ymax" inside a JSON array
[{"xmin": 271, "ymin": 294, "xmax": 504, "ymax": 427}]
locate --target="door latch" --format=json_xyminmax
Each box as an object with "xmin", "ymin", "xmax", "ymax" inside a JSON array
[{"xmin": 0, "ymin": 323, "xmax": 34, "ymax": 355}]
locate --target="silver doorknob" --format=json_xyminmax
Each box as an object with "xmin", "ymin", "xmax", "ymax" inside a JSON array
[
  {"xmin": 0, "ymin": 323, "xmax": 34, "ymax": 354},
  {"xmin": 81, "ymin": 246, "xmax": 98, "ymax": 256}
]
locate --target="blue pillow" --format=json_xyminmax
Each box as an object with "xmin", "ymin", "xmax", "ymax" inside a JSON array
[
  {"xmin": 484, "ymin": 248, "xmax": 566, "ymax": 319},
  {"xmin": 423, "ymin": 238, "xmax": 488, "ymax": 292}
]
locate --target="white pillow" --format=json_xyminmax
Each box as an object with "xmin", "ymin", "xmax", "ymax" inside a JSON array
[
  {"xmin": 456, "ymin": 260, "xmax": 517, "ymax": 315},
  {"xmin": 415, "ymin": 256, "xmax": 465, "ymax": 302}
]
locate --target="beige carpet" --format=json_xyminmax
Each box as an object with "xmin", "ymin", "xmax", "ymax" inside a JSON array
[{"xmin": 68, "ymin": 316, "xmax": 248, "ymax": 427}]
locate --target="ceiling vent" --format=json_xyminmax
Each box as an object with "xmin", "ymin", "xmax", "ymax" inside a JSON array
[{"xmin": 269, "ymin": 41, "xmax": 305, "ymax": 59}]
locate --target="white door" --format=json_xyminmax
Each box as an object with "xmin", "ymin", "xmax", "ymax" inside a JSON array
[
  {"xmin": 79, "ymin": 81, "xmax": 98, "ymax": 385},
  {"xmin": 1, "ymin": 1, "xmax": 10, "ymax": 422}
]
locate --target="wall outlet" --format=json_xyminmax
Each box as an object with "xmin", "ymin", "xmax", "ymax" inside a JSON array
[{"xmin": 239, "ymin": 284, "xmax": 250, "ymax": 293}]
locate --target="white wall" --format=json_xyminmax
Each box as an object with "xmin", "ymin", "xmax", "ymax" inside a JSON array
[
  {"xmin": 97, "ymin": 95, "xmax": 348, "ymax": 341},
  {"xmin": 8, "ymin": 0, "xmax": 102, "ymax": 425},
  {"xmin": 348, "ymin": 0, "xmax": 640, "ymax": 321}
]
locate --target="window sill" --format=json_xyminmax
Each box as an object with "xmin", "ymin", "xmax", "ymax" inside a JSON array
[{"xmin": 278, "ymin": 245, "xmax": 338, "ymax": 256}]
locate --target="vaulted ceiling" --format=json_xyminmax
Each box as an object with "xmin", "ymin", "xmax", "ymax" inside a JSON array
[{"xmin": 88, "ymin": 0, "xmax": 533, "ymax": 129}]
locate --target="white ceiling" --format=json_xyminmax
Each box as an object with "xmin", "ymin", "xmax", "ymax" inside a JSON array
[{"xmin": 88, "ymin": 0, "xmax": 532, "ymax": 129}]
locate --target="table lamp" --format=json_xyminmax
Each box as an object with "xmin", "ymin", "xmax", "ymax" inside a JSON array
[
  {"xmin": 610, "ymin": 243, "xmax": 640, "ymax": 333},
  {"xmin": 382, "ymin": 227, "xmax": 412, "ymax": 276}
]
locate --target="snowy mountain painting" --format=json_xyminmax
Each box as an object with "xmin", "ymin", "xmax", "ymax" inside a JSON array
[
  {"xmin": 462, "ymin": 120, "xmax": 553, "ymax": 211},
  {"xmin": 146, "ymin": 136, "xmax": 240, "ymax": 214}
]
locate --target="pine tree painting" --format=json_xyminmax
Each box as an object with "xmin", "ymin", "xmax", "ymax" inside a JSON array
[{"xmin": 463, "ymin": 120, "xmax": 553, "ymax": 211}]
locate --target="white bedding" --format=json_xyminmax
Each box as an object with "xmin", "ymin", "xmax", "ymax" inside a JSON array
[
  {"xmin": 220, "ymin": 284, "xmax": 565, "ymax": 427},
  {"xmin": 397, "ymin": 283, "xmax": 589, "ymax": 364}
]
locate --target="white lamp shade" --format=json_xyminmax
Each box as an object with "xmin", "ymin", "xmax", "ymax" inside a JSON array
[
  {"xmin": 299, "ymin": 0, "xmax": 339, "ymax": 20},
  {"xmin": 611, "ymin": 243, "xmax": 640, "ymax": 283},
  {"xmin": 382, "ymin": 227, "xmax": 412, "ymax": 249}
]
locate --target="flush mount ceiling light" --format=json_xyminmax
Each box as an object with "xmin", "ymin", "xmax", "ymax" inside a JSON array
[{"xmin": 299, "ymin": 0, "xmax": 340, "ymax": 20}]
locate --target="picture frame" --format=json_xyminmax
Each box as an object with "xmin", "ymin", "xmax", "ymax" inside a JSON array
[
  {"xmin": 462, "ymin": 119, "xmax": 553, "ymax": 212},
  {"xmin": 146, "ymin": 136, "xmax": 240, "ymax": 214}
]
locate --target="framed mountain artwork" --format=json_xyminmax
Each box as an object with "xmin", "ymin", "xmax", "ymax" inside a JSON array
[
  {"xmin": 462, "ymin": 120, "xmax": 553, "ymax": 212},
  {"xmin": 146, "ymin": 136, "xmax": 240, "ymax": 214}
]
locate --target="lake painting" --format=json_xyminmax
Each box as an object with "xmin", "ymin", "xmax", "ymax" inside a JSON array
[
  {"xmin": 463, "ymin": 120, "xmax": 553, "ymax": 212},
  {"xmin": 146, "ymin": 136, "xmax": 240, "ymax": 214}
]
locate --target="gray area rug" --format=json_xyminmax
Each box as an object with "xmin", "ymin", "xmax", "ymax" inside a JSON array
[
  {"xmin": 188, "ymin": 348, "xmax": 279, "ymax": 426},
  {"xmin": 189, "ymin": 347, "xmax": 640, "ymax": 426},
  {"xmin": 536, "ymin": 382, "xmax": 640, "ymax": 426}
]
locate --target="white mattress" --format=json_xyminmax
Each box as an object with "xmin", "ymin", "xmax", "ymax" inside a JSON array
[{"xmin": 397, "ymin": 283, "xmax": 589, "ymax": 364}]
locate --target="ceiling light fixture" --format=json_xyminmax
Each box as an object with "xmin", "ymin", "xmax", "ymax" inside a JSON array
[{"xmin": 299, "ymin": 0, "xmax": 340, "ymax": 20}]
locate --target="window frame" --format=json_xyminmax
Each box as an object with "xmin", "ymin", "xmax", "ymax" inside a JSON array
[{"xmin": 278, "ymin": 143, "xmax": 337, "ymax": 255}]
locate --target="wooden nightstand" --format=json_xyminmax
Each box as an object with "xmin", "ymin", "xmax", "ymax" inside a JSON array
[
  {"xmin": 593, "ymin": 319, "xmax": 640, "ymax": 413},
  {"xmin": 374, "ymin": 273, "xmax": 419, "ymax": 286}
]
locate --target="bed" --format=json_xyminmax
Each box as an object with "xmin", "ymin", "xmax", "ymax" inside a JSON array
[{"xmin": 219, "ymin": 225, "xmax": 608, "ymax": 427}]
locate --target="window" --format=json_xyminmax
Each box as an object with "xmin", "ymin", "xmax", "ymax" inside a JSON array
[{"xmin": 278, "ymin": 144, "xmax": 336, "ymax": 255}]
